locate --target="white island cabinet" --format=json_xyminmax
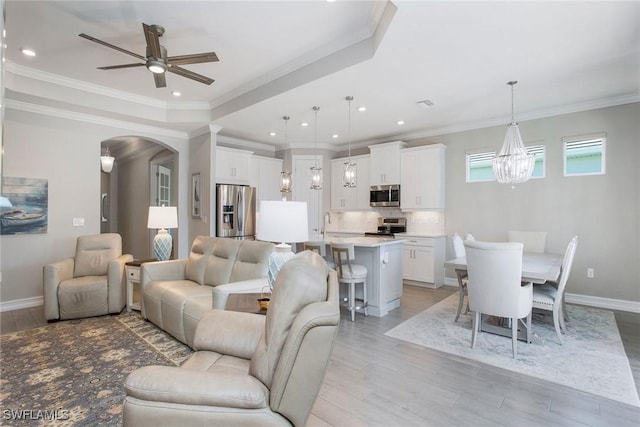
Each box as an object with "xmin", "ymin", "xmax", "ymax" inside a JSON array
[
  {"xmin": 321, "ymin": 237, "xmax": 404, "ymax": 317},
  {"xmin": 398, "ymin": 234, "xmax": 445, "ymax": 288}
]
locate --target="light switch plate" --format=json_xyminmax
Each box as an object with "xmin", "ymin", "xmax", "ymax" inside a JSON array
[{"xmin": 72, "ymin": 217, "xmax": 85, "ymax": 227}]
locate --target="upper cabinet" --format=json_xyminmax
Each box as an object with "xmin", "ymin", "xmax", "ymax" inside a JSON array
[
  {"xmin": 251, "ymin": 156, "xmax": 284, "ymax": 206},
  {"xmin": 369, "ymin": 141, "xmax": 407, "ymax": 185},
  {"xmin": 215, "ymin": 147, "xmax": 252, "ymax": 185},
  {"xmin": 401, "ymin": 144, "xmax": 446, "ymax": 210},
  {"xmin": 331, "ymin": 155, "xmax": 371, "ymax": 210}
]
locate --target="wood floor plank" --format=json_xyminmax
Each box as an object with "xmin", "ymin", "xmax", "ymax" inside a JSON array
[{"xmin": 2, "ymin": 285, "xmax": 639, "ymax": 427}]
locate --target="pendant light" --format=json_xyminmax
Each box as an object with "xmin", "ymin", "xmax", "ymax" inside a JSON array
[
  {"xmin": 100, "ymin": 146, "xmax": 115, "ymax": 173},
  {"xmin": 279, "ymin": 116, "xmax": 292, "ymax": 198},
  {"xmin": 310, "ymin": 106, "xmax": 322, "ymax": 190},
  {"xmin": 492, "ymin": 81, "xmax": 535, "ymax": 188},
  {"xmin": 343, "ymin": 95, "xmax": 357, "ymax": 187}
]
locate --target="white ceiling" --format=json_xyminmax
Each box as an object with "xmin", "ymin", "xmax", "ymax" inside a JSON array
[{"xmin": 5, "ymin": 0, "xmax": 640, "ymax": 152}]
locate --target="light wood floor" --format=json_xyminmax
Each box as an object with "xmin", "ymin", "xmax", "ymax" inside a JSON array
[{"xmin": 2, "ymin": 285, "xmax": 639, "ymax": 426}]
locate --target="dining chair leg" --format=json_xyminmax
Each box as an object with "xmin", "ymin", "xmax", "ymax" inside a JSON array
[
  {"xmin": 511, "ymin": 317, "xmax": 518, "ymax": 358},
  {"xmin": 471, "ymin": 312, "xmax": 480, "ymax": 348},
  {"xmin": 455, "ymin": 288, "xmax": 465, "ymax": 322},
  {"xmin": 526, "ymin": 311, "xmax": 532, "ymax": 344},
  {"xmin": 559, "ymin": 298, "xmax": 567, "ymax": 332},
  {"xmin": 553, "ymin": 310, "xmax": 564, "ymax": 345}
]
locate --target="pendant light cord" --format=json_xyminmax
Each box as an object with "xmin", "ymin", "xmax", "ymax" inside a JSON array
[{"xmin": 346, "ymin": 96, "xmax": 353, "ymax": 160}]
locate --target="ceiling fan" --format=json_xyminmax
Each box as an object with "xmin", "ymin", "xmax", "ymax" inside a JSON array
[{"xmin": 79, "ymin": 23, "xmax": 218, "ymax": 88}]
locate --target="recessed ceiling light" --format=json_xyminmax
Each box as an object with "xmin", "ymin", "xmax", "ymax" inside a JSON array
[
  {"xmin": 357, "ymin": 106, "xmax": 367, "ymax": 112},
  {"xmin": 171, "ymin": 91, "xmax": 181, "ymax": 97},
  {"xmin": 301, "ymin": 122, "xmax": 309, "ymax": 127},
  {"xmin": 269, "ymin": 132, "xmax": 277, "ymax": 137},
  {"xmin": 332, "ymin": 134, "xmax": 339, "ymax": 138},
  {"xmin": 21, "ymin": 48, "xmax": 36, "ymax": 57},
  {"xmin": 397, "ymin": 120, "xmax": 405, "ymax": 125}
]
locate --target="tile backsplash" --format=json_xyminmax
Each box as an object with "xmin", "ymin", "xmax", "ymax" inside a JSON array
[{"xmin": 326, "ymin": 209, "xmax": 445, "ymax": 235}]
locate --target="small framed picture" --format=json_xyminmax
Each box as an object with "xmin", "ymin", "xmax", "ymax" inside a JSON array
[{"xmin": 191, "ymin": 173, "xmax": 201, "ymax": 218}]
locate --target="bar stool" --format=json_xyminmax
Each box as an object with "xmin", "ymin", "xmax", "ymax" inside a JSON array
[
  {"xmin": 304, "ymin": 242, "xmax": 335, "ymax": 268},
  {"xmin": 330, "ymin": 243, "xmax": 368, "ymax": 321}
]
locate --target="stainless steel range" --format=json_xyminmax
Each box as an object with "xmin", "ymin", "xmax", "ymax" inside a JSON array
[{"xmin": 364, "ymin": 217, "xmax": 407, "ymax": 238}]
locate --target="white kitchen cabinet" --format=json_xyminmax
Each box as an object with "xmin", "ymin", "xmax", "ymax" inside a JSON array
[
  {"xmin": 368, "ymin": 141, "xmax": 406, "ymax": 185},
  {"xmin": 251, "ymin": 156, "xmax": 283, "ymax": 206},
  {"xmin": 401, "ymin": 144, "xmax": 446, "ymax": 210},
  {"xmin": 330, "ymin": 155, "xmax": 370, "ymax": 210},
  {"xmin": 401, "ymin": 235, "xmax": 445, "ymax": 288},
  {"xmin": 215, "ymin": 147, "xmax": 252, "ymax": 184}
]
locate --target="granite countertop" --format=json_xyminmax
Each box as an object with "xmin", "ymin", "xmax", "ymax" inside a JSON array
[
  {"xmin": 395, "ymin": 232, "xmax": 446, "ymax": 238},
  {"xmin": 308, "ymin": 236, "xmax": 404, "ymax": 247}
]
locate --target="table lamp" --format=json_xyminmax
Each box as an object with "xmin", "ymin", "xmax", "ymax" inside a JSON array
[
  {"xmin": 147, "ymin": 206, "xmax": 178, "ymax": 261},
  {"xmin": 256, "ymin": 200, "xmax": 309, "ymax": 288}
]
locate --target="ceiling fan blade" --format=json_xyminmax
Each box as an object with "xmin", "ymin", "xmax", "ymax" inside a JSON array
[
  {"xmin": 154, "ymin": 72, "xmax": 167, "ymax": 88},
  {"xmin": 79, "ymin": 33, "xmax": 145, "ymax": 61},
  {"xmin": 167, "ymin": 52, "xmax": 219, "ymax": 66},
  {"xmin": 143, "ymin": 23, "xmax": 163, "ymax": 59},
  {"xmin": 167, "ymin": 65, "xmax": 214, "ymax": 85},
  {"xmin": 97, "ymin": 63, "xmax": 146, "ymax": 70}
]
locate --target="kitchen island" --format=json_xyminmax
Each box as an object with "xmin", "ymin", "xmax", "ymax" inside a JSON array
[{"xmin": 313, "ymin": 236, "xmax": 404, "ymax": 317}]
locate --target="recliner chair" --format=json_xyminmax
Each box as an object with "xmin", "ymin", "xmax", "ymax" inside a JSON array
[
  {"xmin": 123, "ymin": 250, "xmax": 340, "ymax": 426},
  {"xmin": 43, "ymin": 233, "xmax": 133, "ymax": 320}
]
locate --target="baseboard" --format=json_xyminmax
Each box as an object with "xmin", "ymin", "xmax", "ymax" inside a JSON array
[
  {"xmin": 0, "ymin": 296, "xmax": 44, "ymax": 312},
  {"xmin": 565, "ymin": 293, "xmax": 640, "ymax": 314},
  {"xmin": 443, "ymin": 278, "xmax": 639, "ymax": 313}
]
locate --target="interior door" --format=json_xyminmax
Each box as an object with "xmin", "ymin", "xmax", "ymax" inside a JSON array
[{"xmin": 292, "ymin": 155, "xmax": 322, "ymax": 239}]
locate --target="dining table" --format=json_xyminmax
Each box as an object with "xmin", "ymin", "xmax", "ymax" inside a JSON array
[{"xmin": 444, "ymin": 251, "xmax": 563, "ymax": 341}]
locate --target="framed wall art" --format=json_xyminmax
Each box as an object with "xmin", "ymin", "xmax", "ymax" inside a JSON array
[
  {"xmin": 191, "ymin": 172, "xmax": 201, "ymax": 218},
  {"xmin": 1, "ymin": 177, "xmax": 49, "ymax": 235}
]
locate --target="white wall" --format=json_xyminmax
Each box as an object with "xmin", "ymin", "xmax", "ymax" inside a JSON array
[
  {"xmin": 411, "ymin": 103, "xmax": 639, "ymax": 303},
  {"xmin": 1, "ymin": 108, "xmax": 190, "ymax": 306}
]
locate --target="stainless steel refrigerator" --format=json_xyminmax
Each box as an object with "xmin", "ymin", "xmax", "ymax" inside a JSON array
[{"xmin": 216, "ymin": 184, "xmax": 256, "ymax": 239}]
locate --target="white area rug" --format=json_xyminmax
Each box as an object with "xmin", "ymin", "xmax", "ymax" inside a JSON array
[{"xmin": 385, "ymin": 294, "xmax": 640, "ymax": 407}]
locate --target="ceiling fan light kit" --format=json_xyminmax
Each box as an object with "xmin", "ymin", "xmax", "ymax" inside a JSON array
[{"xmin": 79, "ymin": 22, "xmax": 218, "ymax": 88}]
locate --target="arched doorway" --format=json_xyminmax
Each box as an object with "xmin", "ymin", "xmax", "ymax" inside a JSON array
[{"xmin": 101, "ymin": 136, "xmax": 178, "ymax": 259}]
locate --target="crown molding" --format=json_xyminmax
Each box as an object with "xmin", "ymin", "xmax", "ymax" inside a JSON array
[
  {"xmin": 371, "ymin": 93, "xmax": 640, "ymax": 145},
  {"xmin": 5, "ymin": 61, "xmax": 210, "ymax": 111},
  {"xmin": 6, "ymin": 99, "xmax": 189, "ymax": 139},
  {"xmin": 217, "ymin": 135, "xmax": 276, "ymax": 153}
]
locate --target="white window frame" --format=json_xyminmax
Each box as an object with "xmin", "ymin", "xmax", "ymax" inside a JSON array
[
  {"xmin": 563, "ymin": 133, "xmax": 606, "ymax": 177},
  {"xmin": 466, "ymin": 144, "xmax": 545, "ymax": 183}
]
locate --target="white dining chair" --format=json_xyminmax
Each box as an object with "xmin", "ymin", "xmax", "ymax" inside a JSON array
[
  {"xmin": 465, "ymin": 240, "xmax": 533, "ymax": 358},
  {"xmin": 532, "ymin": 236, "xmax": 578, "ymax": 345},
  {"xmin": 508, "ymin": 231, "xmax": 547, "ymax": 253},
  {"xmin": 330, "ymin": 243, "xmax": 368, "ymax": 322},
  {"xmin": 451, "ymin": 233, "xmax": 468, "ymax": 322}
]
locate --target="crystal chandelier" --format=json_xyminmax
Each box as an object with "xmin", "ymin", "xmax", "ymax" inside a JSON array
[
  {"xmin": 492, "ymin": 81, "xmax": 534, "ymax": 188},
  {"xmin": 343, "ymin": 96, "xmax": 357, "ymax": 187},
  {"xmin": 279, "ymin": 116, "xmax": 292, "ymax": 197},
  {"xmin": 310, "ymin": 106, "xmax": 322, "ymax": 190}
]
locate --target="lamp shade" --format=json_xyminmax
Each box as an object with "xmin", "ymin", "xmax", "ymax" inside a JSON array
[
  {"xmin": 257, "ymin": 200, "xmax": 309, "ymax": 288},
  {"xmin": 257, "ymin": 201, "xmax": 308, "ymax": 244},
  {"xmin": 147, "ymin": 206, "xmax": 178, "ymax": 229},
  {"xmin": 100, "ymin": 155, "xmax": 114, "ymax": 173}
]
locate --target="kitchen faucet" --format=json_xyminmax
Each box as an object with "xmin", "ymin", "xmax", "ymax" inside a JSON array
[{"xmin": 322, "ymin": 211, "xmax": 331, "ymax": 239}]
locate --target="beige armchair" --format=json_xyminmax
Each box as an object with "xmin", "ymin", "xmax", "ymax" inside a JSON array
[
  {"xmin": 43, "ymin": 233, "xmax": 133, "ymax": 321},
  {"xmin": 123, "ymin": 250, "xmax": 340, "ymax": 427}
]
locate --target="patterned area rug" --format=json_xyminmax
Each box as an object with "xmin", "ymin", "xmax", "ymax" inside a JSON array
[
  {"xmin": 0, "ymin": 312, "xmax": 193, "ymax": 426},
  {"xmin": 385, "ymin": 294, "xmax": 640, "ymax": 407}
]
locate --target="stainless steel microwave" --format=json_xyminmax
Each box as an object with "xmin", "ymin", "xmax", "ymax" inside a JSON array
[{"xmin": 370, "ymin": 185, "xmax": 400, "ymax": 207}]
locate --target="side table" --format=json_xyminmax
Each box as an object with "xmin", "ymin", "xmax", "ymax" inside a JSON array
[{"xmin": 125, "ymin": 259, "xmax": 156, "ymax": 311}]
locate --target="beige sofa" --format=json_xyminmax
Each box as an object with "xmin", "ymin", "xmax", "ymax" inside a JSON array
[
  {"xmin": 124, "ymin": 250, "xmax": 339, "ymax": 427},
  {"xmin": 141, "ymin": 236, "xmax": 274, "ymax": 347}
]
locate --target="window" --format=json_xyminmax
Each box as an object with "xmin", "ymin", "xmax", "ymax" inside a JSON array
[
  {"xmin": 563, "ymin": 134, "xmax": 606, "ymax": 176},
  {"xmin": 466, "ymin": 145, "xmax": 545, "ymax": 182},
  {"xmin": 467, "ymin": 151, "xmax": 495, "ymax": 182}
]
